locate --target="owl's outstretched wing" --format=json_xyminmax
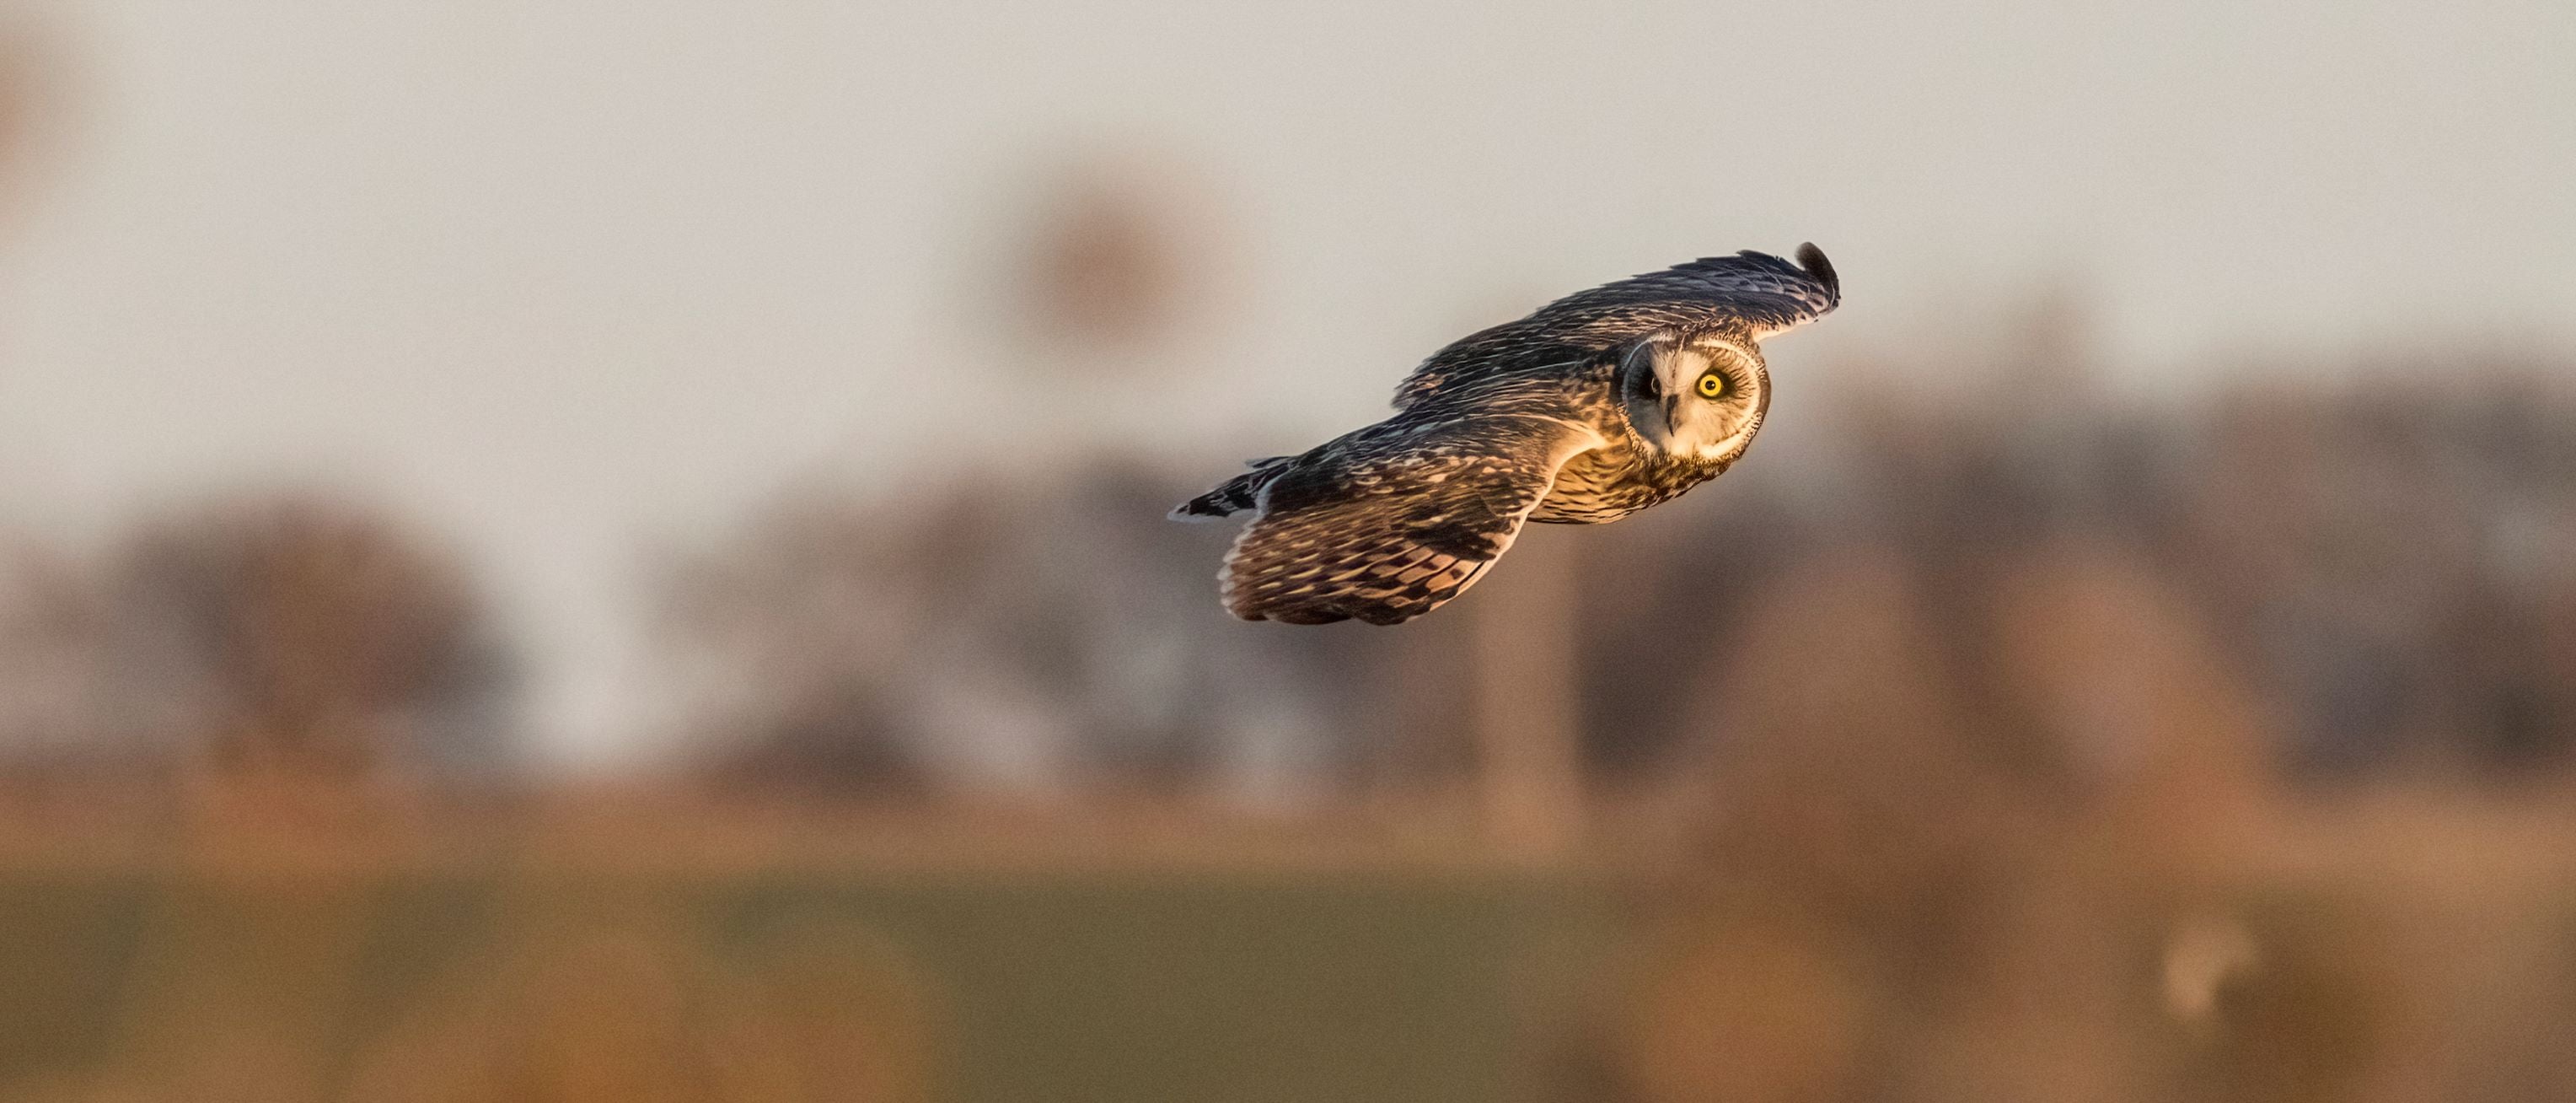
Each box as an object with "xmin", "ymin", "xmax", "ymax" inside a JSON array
[
  {"xmin": 1397, "ymin": 244, "xmax": 1838, "ymax": 412},
  {"xmin": 1562, "ymin": 243, "xmax": 1841, "ymax": 336},
  {"xmin": 1219, "ymin": 414, "xmax": 1600, "ymax": 626}
]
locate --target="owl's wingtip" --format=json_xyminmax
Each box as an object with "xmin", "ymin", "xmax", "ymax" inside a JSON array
[{"xmin": 1795, "ymin": 243, "xmax": 1838, "ymax": 304}]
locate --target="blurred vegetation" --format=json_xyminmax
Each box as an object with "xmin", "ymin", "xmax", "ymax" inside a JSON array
[
  {"xmin": 648, "ymin": 351, "xmax": 2576, "ymax": 801},
  {"xmin": 2, "ymin": 496, "xmax": 518, "ymax": 785},
  {"xmin": 8, "ymin": 342, "xmax": 2576, "ymax": 1100}
]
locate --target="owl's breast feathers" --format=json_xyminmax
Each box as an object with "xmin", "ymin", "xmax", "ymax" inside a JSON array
[{"xmin": 1528, "ymin": 439, "xmax": 1726, "ymax": 524}]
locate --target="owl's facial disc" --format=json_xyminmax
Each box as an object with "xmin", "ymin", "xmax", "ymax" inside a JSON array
[
  {"xmin": 1618, "ymin": 336, "xmax": 1766, "ymax": 462},
  {"xmin": 1617, "ymin": 337, "xmax": 1679, "ymax": 450}
]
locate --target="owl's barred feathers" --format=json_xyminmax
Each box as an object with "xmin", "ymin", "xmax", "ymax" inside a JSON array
[
  {"xmin": 1181, "ymin": 245, "xmax": 1840, "ymax": 625},
  {"xmin": 1211, "ymin": 415, "xmax": 1594, "ymax": 624}
]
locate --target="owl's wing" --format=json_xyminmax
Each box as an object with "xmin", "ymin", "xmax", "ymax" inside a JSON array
[
  {"xmin": 1219, "ymin": 413, "xmax": 1600, "ymax": 626},
  {"xmin": 1396, "ymin": 244, "xmax": 1838, "ymax": 412},
  {"xmin": 1566, "ymin": 243, "xmax": 1842, "ymax": 338}
]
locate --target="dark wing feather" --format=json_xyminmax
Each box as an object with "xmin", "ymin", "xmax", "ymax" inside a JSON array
[
  {"xmin": 1397, "ymin": 244, "xmax": 1840, "ymax": 412},
  {"xmin": 1220, "ymin": 414, "xmax": 1595, "ymax": 625},
  {"xmin": 1561, "ymin": 244, "xmax": 1840, "ymax": 331}
]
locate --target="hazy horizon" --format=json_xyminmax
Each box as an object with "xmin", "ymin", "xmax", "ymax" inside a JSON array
[{"xmin": 2, "ymin": 0, "xmax": 2569, "ymax": 762}]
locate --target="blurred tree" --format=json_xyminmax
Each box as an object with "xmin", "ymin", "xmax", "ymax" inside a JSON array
[
  {"xmin": 0, "ymin": 13, "xmax": 69, "ymax": 236},
  {"xmin": 2176, "ymin": 379, "xmax": 2576, "ymax": 778},
  {"xmin": 0, "ymin": 540, "xmax": 117, "ymax": 776},
  {"xmin": 657, "ymin": 458, "xmax": 1496, "ymax": 804},
  {"xmin": 1003, "ymin": 154, "xmax": 1221, "ymax": 359},
  {"xmin": 101, "ymin": 494, "xmax": 519, "ymax": 779}
]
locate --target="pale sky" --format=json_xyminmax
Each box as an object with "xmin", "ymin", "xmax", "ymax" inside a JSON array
[{"xmin": 2, "ymin": 1, "xmax": 2570, "ymax": 763}]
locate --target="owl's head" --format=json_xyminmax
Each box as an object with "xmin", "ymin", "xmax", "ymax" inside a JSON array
[{"xmin": 1616, "ymin": 331, "xmax": 1768, "ymax": 463}]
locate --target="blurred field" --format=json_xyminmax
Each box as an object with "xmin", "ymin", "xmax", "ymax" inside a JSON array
[
  {"xmin": 0, "ymin": 785, "xmax": 1605, "ymax": 1103},
  {"xmin": 3, "ymin": 750, "xmax": 2576, "ymax": 1101}
]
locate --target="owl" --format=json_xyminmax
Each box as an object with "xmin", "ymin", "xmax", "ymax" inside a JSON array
[{"xmin": 1174, "ymin": 245, "xmax": 1840, "ymax": 625}]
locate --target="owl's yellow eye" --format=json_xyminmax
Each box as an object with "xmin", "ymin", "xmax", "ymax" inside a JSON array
[{"xmin": 1695, "ymin": 372, "xmax": 1728, "ymax": 399}]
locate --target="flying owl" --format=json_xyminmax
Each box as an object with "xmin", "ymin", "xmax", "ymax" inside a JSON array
[{"xmin": 1173, "ymin": 244, "xmax": 1840, "ymax": 625}]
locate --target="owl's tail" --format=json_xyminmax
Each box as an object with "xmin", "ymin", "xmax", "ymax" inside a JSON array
[{"xmin": 1170, "ymin": 455, "xmax": 1296, "ymax": 520}]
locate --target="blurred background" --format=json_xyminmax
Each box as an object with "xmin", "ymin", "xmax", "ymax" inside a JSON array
[{"xmin": 1, "ymin": 2, "xmax": 2573, "ymax": 1100}]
